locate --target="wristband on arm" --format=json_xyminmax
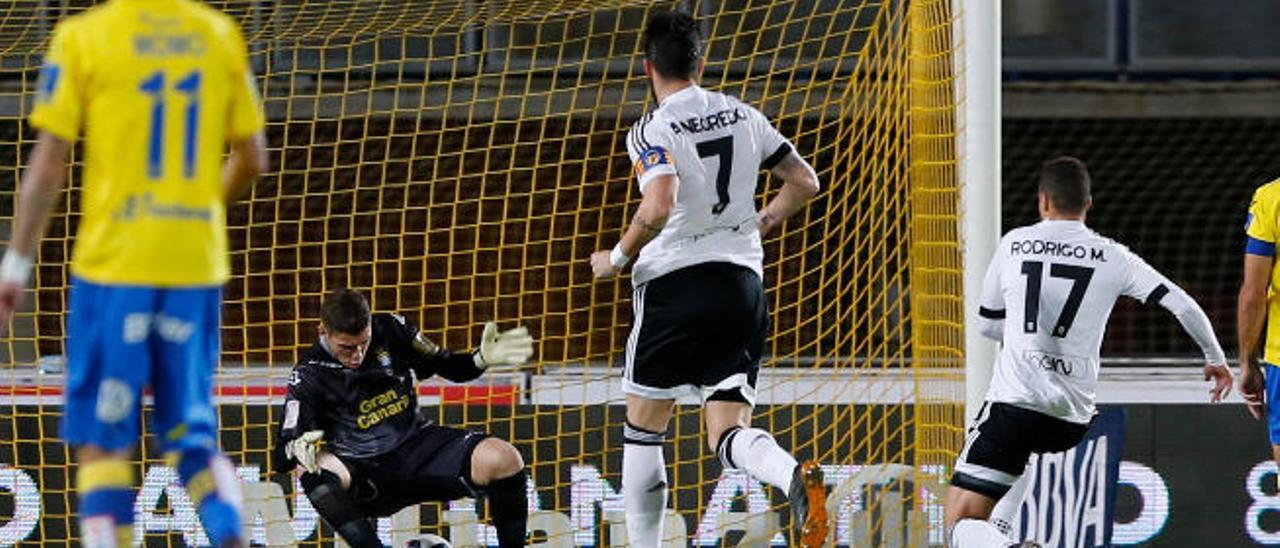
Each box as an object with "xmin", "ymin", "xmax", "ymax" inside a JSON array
[
  {"xmin": 610, "ymin": 244, "xmax": 630, "ymax": 269},
  {"xmin": 0, "ymin": 249, "xmax": 33, "ymax": 287}
]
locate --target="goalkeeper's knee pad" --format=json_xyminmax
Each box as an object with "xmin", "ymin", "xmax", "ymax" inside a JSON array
[{"xmin": 301, "ymin": 470, "xmax": 382, "ymax": 548}]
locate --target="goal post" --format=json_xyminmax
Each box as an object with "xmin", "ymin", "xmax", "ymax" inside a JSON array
[
  {"xmin": 0, "ymin": 0, "xmax": 968, "ymax": 545},
  {"xmin": 953, "ymin": 0, "xmax": 1003, "ymax": 425}
]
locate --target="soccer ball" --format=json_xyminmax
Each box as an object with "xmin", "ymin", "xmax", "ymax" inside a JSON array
[{"xmin": 406, "ymin": 534, "xmax": 452, "ymax": 548}]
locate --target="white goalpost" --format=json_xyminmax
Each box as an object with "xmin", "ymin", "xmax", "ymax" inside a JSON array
[{"xmin": 955, "ymin": 0, "xmax": 1002, "ymax": 422}]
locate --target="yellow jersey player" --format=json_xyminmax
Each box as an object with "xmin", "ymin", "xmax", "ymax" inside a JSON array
[
  {"xmin": 0, "ymin": 0, "xmax": 267, "ymax": 546},
  {"xmin": 1239, "ymin": 180, "xmax": 1280, "ymax": 474}
]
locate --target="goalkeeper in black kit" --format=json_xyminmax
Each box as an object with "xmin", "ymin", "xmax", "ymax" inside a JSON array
[{"xmin": 272, "ymin": 288, "xmax": 535, "ymax": 547}]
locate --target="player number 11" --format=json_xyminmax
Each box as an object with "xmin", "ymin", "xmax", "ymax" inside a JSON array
[{"xmin": 139, "ymin": 69, "xmax": 202, "ymax": 181}]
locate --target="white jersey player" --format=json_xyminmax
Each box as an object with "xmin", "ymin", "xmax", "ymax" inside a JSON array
[
  {"xmin": 621, "ymin": 83, "xmax": 786, "ymax": 287},
  {"xmin": 588, "ymin": 11, "xmax": 829, "ymax": 548},
  {"xmin": 946, "ymin": 157, "xmax": 1233, "ymax": 548}
]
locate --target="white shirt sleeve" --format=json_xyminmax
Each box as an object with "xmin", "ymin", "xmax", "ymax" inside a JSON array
[
  {"xmin": 1119, "ymin": 246, "xmax": 1172, "ymax": 303},
  {"xmin": 1122, "ymin": 248, "xmax": 1228, "ymax": 364},
  {"xmin": 976, "ymin": 238, "xmax": 1008, "ymax": 342},
  {"xmin": 745, "ymin": 104, "xmax": 794, "ymax": 171},
  {"xmin": 626, "ymin": 114, "xmax": 678, "ymax": 191}
]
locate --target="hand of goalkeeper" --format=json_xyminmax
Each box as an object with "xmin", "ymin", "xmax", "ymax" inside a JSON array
[
  {"xmin": 285, "ymin": 430, "xmax": 324, "ymax": 474},
  {"xmin": 474, "ymin": 322, "xmax": 535, "ymax": 368}
]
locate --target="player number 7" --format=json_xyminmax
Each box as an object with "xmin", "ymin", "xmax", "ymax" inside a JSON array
[{"xmin": 696, "ymin": 135, "xmax": 733, "ymax": 214}]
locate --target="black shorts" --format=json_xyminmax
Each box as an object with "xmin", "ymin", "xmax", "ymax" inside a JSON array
[
  {"xmin": 624, "ymin": 262, "xmax": 767, "ymax": 405},
  {"xmin": 340, "ymin": 424, "xmax": 489, "ymax": 517},
  {"xmin": 950, "ymin": 402, "xmax": 1091, "ymax": 499}
]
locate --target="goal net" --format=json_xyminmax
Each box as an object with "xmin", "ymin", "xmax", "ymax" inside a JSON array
[{"xmin": 0, "ymin": 0, "xmax": 963, "ymax": 545}]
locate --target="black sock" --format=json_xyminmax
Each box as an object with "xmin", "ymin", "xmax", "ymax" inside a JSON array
[
  {"xmin": 300, "ymin": 470, "xmax": 382, "ymax": 548},
  {"xmin": 486, "ymin": 469, "xmax": 529, "ymax": 548}
]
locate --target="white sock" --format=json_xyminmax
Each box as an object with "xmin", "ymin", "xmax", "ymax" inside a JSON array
[
  {"xmin": 622, "ymin": 423, "xmax": 667, "ymax": 548},
  {"xmin": 951, "ymin": 518, "xmax": 1012, "ymax": 547},
  {"xmin": 724, "ymin": 427, "xmax": 798, "ymax": 492},
  {"xmin": 990, "ymin": 473, "xmax": 1030, "ymax": 535}
]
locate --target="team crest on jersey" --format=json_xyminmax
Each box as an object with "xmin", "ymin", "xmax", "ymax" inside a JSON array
[
  {"xmin": 634, "ymin": 146, "xmax": 673, "ymax": 177},
  {"xmin": 377, "ymin": 349, "xmax": 392, "ymax": 369}
]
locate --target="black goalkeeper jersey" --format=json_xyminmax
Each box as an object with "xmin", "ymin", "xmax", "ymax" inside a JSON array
[{"xmin": 274, "ymin": 313, "xmax": 484, "ymax": 467}]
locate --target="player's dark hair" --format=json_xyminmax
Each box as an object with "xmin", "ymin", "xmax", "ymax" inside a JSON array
[
  {"xmin": 321, "ymin": 288, "xmax": 371, "ymax": 335},
  {"xmin": 1038, "ymin": 156, "xmax": 1092, "ymax": 215},
  {"xmin": 643, "ymin": 10, "xmax": 703, "ymax": 80}
]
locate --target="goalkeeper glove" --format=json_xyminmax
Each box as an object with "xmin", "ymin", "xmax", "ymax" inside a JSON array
[
  {"xmin": 474, "ymin": 321, "xmax": 535, "ymax": 368},
  {"xmin": 285, "ymin": 430, "xmax": 324, "ymax": 474}
]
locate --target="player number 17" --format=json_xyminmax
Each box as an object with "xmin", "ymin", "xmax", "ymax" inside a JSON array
[
  {"xmin": 139, "ymin": 69, "xmax": 202, "ymax": 181},
  {"xmin": 1020, "ymin": 261, "xmax": 1095, "ymax": 338}
]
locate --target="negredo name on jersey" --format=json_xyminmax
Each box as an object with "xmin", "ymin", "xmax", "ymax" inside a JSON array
[{"xmin": 667, "ymin": 107, "xmax": 746, "ymax": 135}]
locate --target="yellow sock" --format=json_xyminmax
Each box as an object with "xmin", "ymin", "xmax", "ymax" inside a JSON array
[{"xmin": 76, "ymin": 459, "xmax": 136, "ymax": 548}]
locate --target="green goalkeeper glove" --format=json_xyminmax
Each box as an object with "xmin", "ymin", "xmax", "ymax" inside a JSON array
[{"xmin": 474, "ymin": 322, "xmax": 535, "ymax": 368}]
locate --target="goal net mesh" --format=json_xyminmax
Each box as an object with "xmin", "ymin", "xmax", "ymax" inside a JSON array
[{"xmin": 0, "ymin": 0, "xmax": 963, "ymax": 545}]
